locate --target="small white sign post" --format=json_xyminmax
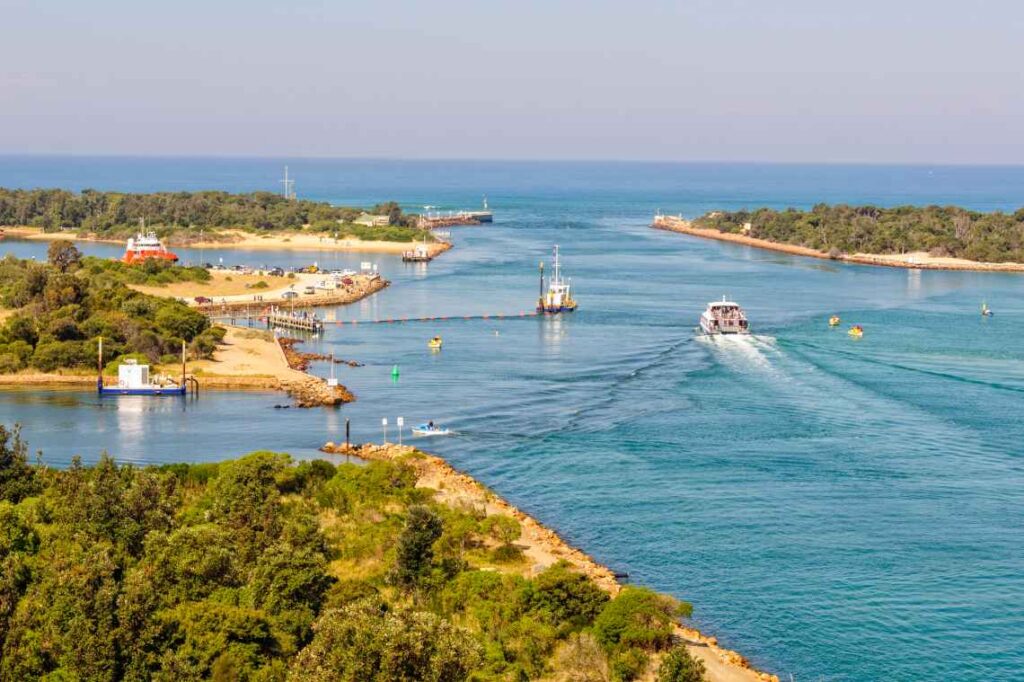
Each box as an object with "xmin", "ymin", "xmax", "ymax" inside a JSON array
[
  {"xmin": 397, "ymin": 417, "xmax": 404, "ymax": 445},
  {"xmin": 381, "ymin": 417, "xmax": 388, "ymax": 444}
]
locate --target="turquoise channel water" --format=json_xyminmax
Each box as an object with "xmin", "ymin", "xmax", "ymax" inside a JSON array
[{"xmin": 2, "ymin": 158, "xmax": 1023, "ymax": 680}]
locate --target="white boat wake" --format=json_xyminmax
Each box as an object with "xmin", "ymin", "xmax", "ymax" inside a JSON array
[{"xmin": 695, "ymin": 333, "xmax": 780, "ymax": 374}]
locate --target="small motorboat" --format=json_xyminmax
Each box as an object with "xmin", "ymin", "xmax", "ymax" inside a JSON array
[
  {"xmin": 412, "ymin": 422, "xmax": 451, "ymax": 436},
  {"xmin": 848, "ymin": 325, "xmax": 864, "ymax": 338},
  {"xmin": 428, "ymin": 336, "xmax": 443, "ymax": 350},
  {"xmin": 829, "ymin": 315, "xmax": 841, "ymax": 327},
  {"xmin": 981, "ymin": 302, "xmax": 994, "ymax": 317}
]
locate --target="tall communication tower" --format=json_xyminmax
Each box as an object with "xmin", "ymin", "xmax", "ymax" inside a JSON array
[{"xmin": 280, "ymin": 166, "xmax": 296, "ymax": 200}]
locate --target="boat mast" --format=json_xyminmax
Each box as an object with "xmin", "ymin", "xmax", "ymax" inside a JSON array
[
  {"xmin": 539, "ymin": 261, "xmax": 545, "ymax": 304},
  {"xmin": 552, "ymin": 245, "xmax": 560, "ymax": 284},
  {"xmin": 97, "ymin": 337, "xmax": 103, "ymax": 393},
  {"xmin": 181, "ymin": 340, "xmax": 186, "ymax": 385}
]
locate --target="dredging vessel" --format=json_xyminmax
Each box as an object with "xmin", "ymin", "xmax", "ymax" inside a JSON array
[
  {"xmin": 537, "ymin": 245, "xmax": 577, "ymax": 314},
  {"xmin": 97, "ymin": 338, "xmax": 196, "ymax": 396},
  {"xmin": 699, "ymin": 297, "xmax": 749, "ymax": 335}
]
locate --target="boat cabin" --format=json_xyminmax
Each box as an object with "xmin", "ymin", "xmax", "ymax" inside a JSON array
[
  {"xmin": 699, "ymin": 298, "xmax": 750, "ymax": 335},
  {"xmin": 118, "ymin": 359, "xmax": 149, "ymax": 389}
]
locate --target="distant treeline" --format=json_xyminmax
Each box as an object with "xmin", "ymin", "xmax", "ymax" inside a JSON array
[
  {"xmin": 695, "ymin": 204, "xmax": 1024, "ymax": 263},
  {"xmin": 0, "ymin": 188, "xmax": 419, "ymax": 236}
]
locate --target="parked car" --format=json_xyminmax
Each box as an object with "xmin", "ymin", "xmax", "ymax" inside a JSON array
[
  {"xmin": 194, "ymin": 296, "xmax": 212, "ymax": 304},
  {"xmin": 269, "ymin": 267, "xmax": 285, "ymax": 277},
  {"xmin": 303, "ymin": 286, "xmax": 316, "ymax": 295},
  {"xmin": 281, "ymin": 290, "xmax": 299, "ymax": 300}
]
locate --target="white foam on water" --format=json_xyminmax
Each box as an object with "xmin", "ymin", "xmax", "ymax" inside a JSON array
[{"xmin": 696, "ymin": 333, "xmax": 780, "ymax": 374}]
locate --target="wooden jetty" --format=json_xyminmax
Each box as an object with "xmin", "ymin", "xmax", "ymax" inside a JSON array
[{"xmin": 266, "ymin": 307, "xmax": 325, "ymax": 333}]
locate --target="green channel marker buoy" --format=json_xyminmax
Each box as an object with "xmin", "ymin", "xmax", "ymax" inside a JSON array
[{"xmin": 391, "ymin": 364, "xmax": 400, "ymax": 383}]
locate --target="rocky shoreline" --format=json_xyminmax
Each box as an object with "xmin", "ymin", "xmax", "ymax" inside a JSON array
[
  {"xmin": 321, "ymin": 441, "xmax": 778, "ymax": 682},
  {"xmin": 276, "ymin": 337, "xmax": 355, "ymax": 407}
]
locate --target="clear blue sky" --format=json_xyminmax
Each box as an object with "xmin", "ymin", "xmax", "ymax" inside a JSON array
[{"xmin": 3, "ymin": 0, "xmax": 1022, "ymax": 163}]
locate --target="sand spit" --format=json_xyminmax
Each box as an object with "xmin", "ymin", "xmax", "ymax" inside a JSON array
[
  {"xmin": 2, "ymin": 226, "xmax": 452, "ymax": 257},
  {"xmin": 154, "ymin": 273, "xmax": 391, "ymax": 312},
  {"xmin": 183, "ymin": 229, "xmax": 453, "ymax": 257},
  {"xmin": 652, "ymin": 215, "xmax": 1024, "ymax": 273},
  {"xmin": 320, "ymin": 441, "xmax": 777, "ymax": 682},
  {"xmin": 0, "ymin": 326, "xmax": 353, "ymax": 407}
]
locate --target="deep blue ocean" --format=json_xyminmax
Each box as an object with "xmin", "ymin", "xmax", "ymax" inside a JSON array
[{"xmin": 2, "ymin": 156, "xmax": 1024, "ymax": 681}]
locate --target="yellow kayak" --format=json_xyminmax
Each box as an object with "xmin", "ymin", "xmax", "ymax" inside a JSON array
[
  {"xmin": 428, "ymin": 337, "xmax": 443, "ymax": 350},
  {"xmin": 848, "ymin": 325, "xmax": 863, "ymax": 338},
  {"xmin": 829, "ymin": 315, "xmax": 841, "ymax": 327}
]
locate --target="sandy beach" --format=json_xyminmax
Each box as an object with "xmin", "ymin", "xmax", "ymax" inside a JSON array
[
  {"xmin": 2, "ymin": 226, "xmax": 125, "ymax": 246},
  {"xmin": 0, "ymin": 326, "xmax": 299, "ymax": 389},
  {"xmin": 322, "ymin": 441, "xmax": 777, "ymax": 682},
  {"xmin": 0, "ymin": 326, "xmax": 352, "ymax": 405},
  {"xmin": 2, "ymin": 226, "xmax": 452, "ymax": 257},
  {"xmin": 183, "ymin": 229, "xmax": 452, "ymax": 256},
  {"xmin": 652, "ymin": 215, "xmax": 1024, "ymax": 273}
]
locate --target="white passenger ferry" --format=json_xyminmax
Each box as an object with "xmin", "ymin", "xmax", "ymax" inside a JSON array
[{"xmin": 699, "ymin": 297, "xmax": 750, "ymax": 335}]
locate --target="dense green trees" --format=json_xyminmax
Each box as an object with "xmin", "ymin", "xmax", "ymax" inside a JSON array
[
  {"xmin": 82, "ymin": 255, "xmax": 212, "ymax": 287},
  {"xmin": 0, "ymin": 436, "xmax": 705, "ymax": 681},
  {"xmin": 657, "ymin": 647, "xmax": 707, "ymax": 682},
  {"xmin": 481, "ymin": 513, "xmax": 522, "ymax": 562},
  {"xmin": 0, "ymin": 426, "xmax": 37, "ymax": 502},
  {"xmin": 0, "ymin": 254, "xmax": 222, "ymax": 374},
  {"xmin": 47, "ymin": 239, "xmax": 83, "ymax": 273},
  {"xmin": 391, "ymin": 505, "xmax": 444, "ymax": 589},
  {"xmin": 694, "ymin": 204, "xmax": 1024, "ymax": 263},
  {"xmin": 0, "ymin": 188, "xmax": 425, "ymax": 239},
  {"xmin": 290, "ymin": 598, "xmax": 481, "ymax": 682}
]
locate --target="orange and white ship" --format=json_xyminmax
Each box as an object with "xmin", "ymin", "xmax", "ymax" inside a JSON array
[{"xmin": 123, "ymin": 231, "xmax": 178, "ymax": 264}]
